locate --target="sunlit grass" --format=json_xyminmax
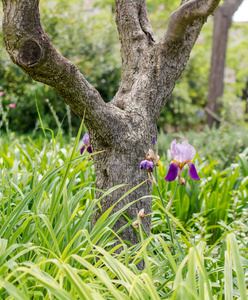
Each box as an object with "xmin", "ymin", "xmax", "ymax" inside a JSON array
[{"xmin": 0, "ymin": 128, "xmax": 247, "ymax": 299}]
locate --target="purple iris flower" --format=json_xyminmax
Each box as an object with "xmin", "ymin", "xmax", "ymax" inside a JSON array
[
  {"xmin": 82, "ymin": 132, "xmax": 89, "ymax": 145},
  {"xmin": 80, "ymin": 132, "xmax": 92, "ymax": 154},
  {"xmin": 140, "ymin": 160, "xmax": 154, "ymax": 172},
  {"xmin": 165, "ymin": 140, "xmax": 200, "ymax": 182}
]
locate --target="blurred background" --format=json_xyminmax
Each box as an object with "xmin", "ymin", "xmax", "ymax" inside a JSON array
[{"xmin": 0, "ymin": 0, "xmax": 248, "ymax": 136}]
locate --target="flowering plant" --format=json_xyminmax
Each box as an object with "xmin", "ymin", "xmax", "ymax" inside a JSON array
[
  {"xmin": 165, "ymin": 140, "xmax": 199, "ymax": 182},
  {"xmin": 139, "ymin": 136, "xmax": 159, "ymax": 185},
  {"xmin": 146, "ymin": 137, "xmax": 160, "ymax": 166},
  {"xmin": 80, "ymin": 132, "xmax": 92, "ymax": 154}
]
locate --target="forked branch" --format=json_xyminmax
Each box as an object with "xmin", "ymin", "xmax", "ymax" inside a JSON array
[
  {"xmin": 1, "ymin": 0, "xmax": 124, "ymax": 140},
  {"xmin": 163, "ymin": 0, "xmax": 221, "ymax": 44}
]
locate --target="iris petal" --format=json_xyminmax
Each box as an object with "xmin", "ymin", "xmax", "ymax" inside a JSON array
[
  {"xmin": 80, "ymin": 146, "xmax": 85, "ymax": 154},
  {"xmin": 181, "ymin": 141, "xmax": 196, "ymax": 162},
  {"xmin": 170, "ymin": 140, "xmax": 177, "ymax": 159},
  {"xmin": 149, "ymin": 163, "xmax": 154, "ymax": 172},
  {"xmin": 87, "ymin": 145, "xmax": 93, "ymax": 154},
  {"xmin": 171, "ymin": 140, "xmax": 196, "ymax": 163},
  {"xmin": 82, "ymin": 132, "xmax": 89, "ymax": 145},
  {"xmin": 187, "ymin": 162, "xmax": 200, "ymax": 180},
  {"xmin": 140, "ymin": 160, "xmax": 154, "ymax": 172},
  {"xmin": 165, "ymin": 163, "xmax": 179, "ymax": 182}
]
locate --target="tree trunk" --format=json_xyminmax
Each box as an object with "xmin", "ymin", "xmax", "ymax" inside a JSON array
[
  {"xmin": 241, "ymin": 80, "xmax": 248, "ymax": 117},
  {"xmin": 92, "ymin": 136, "xmax": 153, "ymax": 244},
  {"xmin": 1, "ymin": 0, "xmax": 221, "ymax": 246},
  {"xmin": 207, "ymin": 0, "xmax": 244, "ymax": 128}
]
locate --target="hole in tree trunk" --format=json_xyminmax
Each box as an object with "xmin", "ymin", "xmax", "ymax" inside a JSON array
[{"xmin": 18, "ymin": 40, "xmax": 41, "ymax": 66}]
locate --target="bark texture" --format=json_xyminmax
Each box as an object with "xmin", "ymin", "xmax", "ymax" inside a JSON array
[
  {"xmin": 241, "ymin": 80, "xmax": 248, "ymax": 116},
  {"xmin": 1, "ymin": 0, "xmax": 221, "ymax": 246},
  {"xmin": 207, "ymin": 0, "xmax": 243, "ymax": 127}
]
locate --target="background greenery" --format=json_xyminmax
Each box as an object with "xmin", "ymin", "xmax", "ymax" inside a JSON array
[
  {"xmin": 0, "ymin": 1, "xmax": 248, "ymax": 298},
  {"xmin": 0, "ymin": 126, "xmax": 247, "ymax": 299},
  {"xmin": 0, "ymin": 0, "xmax": 248, "ymax": 134},
  {"xmin": 0, "ymin": 0, "xmax": 121, "ymax": 134}
]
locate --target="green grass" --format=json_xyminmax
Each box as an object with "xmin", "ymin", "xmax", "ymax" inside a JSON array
[{"xmin": 0, "ymin": 129, "xmax": 247, "ymax": 299}]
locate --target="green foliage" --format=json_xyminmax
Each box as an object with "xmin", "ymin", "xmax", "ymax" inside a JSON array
[
  {"xmin": 158, "ymin": 22, "xmax": 213, "ymax": 130},
  {"xmin": 1, "ymin": 1, "xmax": 248, "ymax": 133},
  {"xmin": 158, "ymin": 124, "xmax": 248, "ymax": 170},
  {"xmin": 0, "ymin": 129, "xmax": 247, "ymax": 298},
  {"xmin": 226, "ymin": 23, "xmax": 248, "ymax": 98},
  {"xmin": 0, "ymin": 1, "xmax": 121, "ymax": 134}
]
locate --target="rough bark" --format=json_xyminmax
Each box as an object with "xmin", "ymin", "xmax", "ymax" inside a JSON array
[
  {"xmin": 1, "ymin": 0, "xmax": 221, "ymax": 246},
  {"xmin": 241, "ymin": 80, "xmax": 248, "ymax": 116},
  {"xmin": 207, "ymin": 0, "xmax": 243, "ymax": 128}
]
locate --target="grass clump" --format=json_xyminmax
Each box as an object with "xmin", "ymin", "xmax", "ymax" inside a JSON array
[{"xmin": 0, "ymin": 127, "xmax": 247, "ymax": 299}]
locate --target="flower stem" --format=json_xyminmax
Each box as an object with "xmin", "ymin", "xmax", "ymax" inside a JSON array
[
  {"xmin": 154, "ymin": 166, "xmax": 166, "ymax": 209},
  {"xmin": 166, "ymin": 183, "xmax": 179, "ymax": 211},
  {"xmin": 154, "ymin": 165, "xmax": 175, "ymax": 255}
]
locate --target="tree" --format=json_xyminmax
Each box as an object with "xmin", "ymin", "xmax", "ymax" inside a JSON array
[
  {"xmin": 206, "ymin": 0, "xmax": 243, "ymax": 128},
  {"xmin": 1, "ymin": 0, "xmax": 221, "ymax": 245}
]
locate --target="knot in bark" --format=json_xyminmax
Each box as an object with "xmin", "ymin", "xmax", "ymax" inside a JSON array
[{"xmin": 18, "ymin": 39, "xmax": 42, "ymax": 67}]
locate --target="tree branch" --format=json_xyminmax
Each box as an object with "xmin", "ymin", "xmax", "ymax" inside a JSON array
[
  {"xmin": 115, "ymin": 0, "xmax": 154, "ymax": 73},
  {"xmin": 163, "ymin": 0, "xmax": 221, "ymax": 44},
  {"xmin": 221, "ymin": 0, "xmax": 244, "ymax": 18},
  {"xmin": 112, "ymin": 0, "xmax": 155, "ymax": 110},
  {"xmin": 1, "ymin": 0, "xmax": 125, "ymax": 141},
  {"xmin": 149, "ymin": 0, "xmax": 221, "ymax": 117}
]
